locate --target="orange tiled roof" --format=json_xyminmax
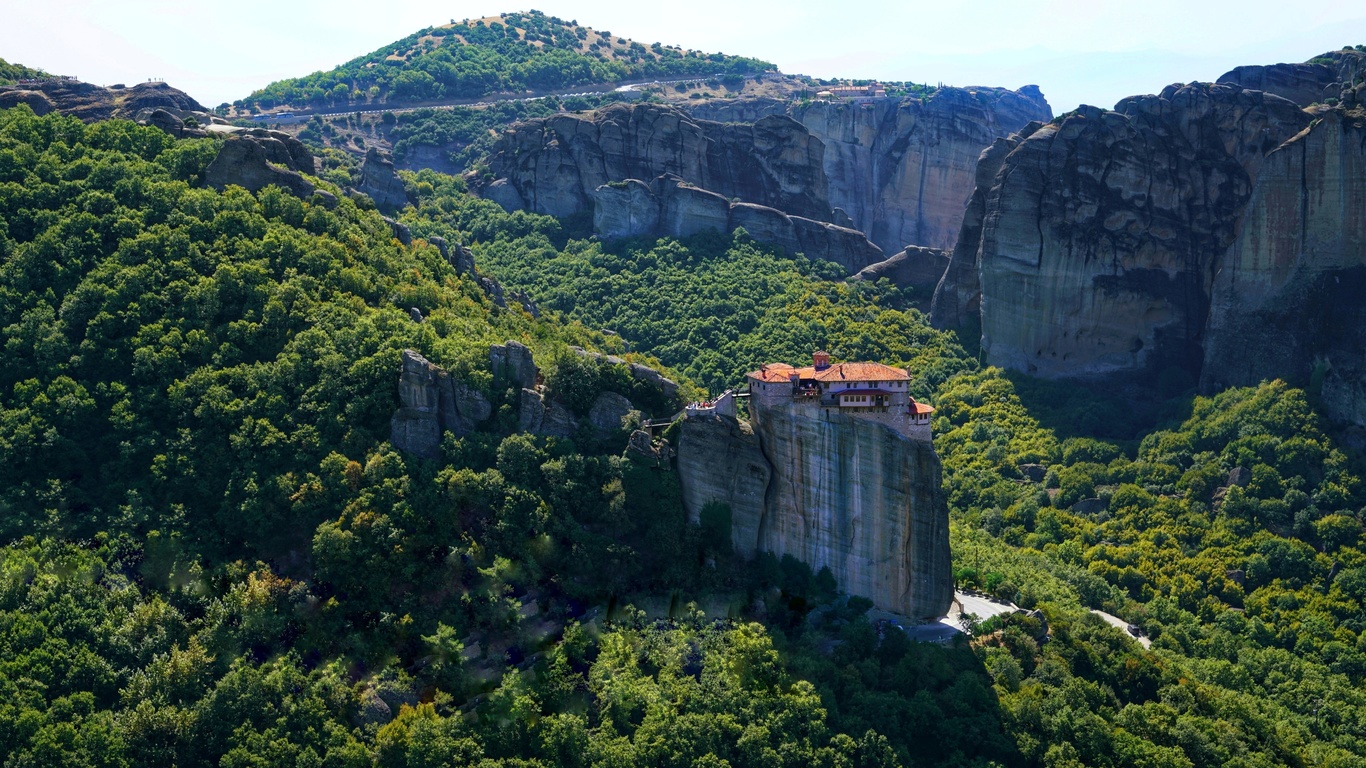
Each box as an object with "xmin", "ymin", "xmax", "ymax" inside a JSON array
[
  {"xmin": 803, "ymin": 362, "xmax": 908, "ymax": 382},
  {"xmin": 748, "ymin": 363, "xmax": 796, "ymax": 383},
  {"xmin": 748, "ymin": 361, "xmax": 909, "ymax": 383},
  {"xmin": 747, "ymin": 361, "xmax": 910, "ymax": 384},
  {"xmin": 911, "ymin": 401, "xmax": 935, "ymax": 415}
]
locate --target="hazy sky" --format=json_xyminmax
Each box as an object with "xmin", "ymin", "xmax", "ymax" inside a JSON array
[{"xmin": 4, "ymin": 0, "xmax": 1365, "ymax": 113}]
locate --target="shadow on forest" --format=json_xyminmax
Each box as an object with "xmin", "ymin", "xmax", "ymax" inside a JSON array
[{"xmin": 1005, "ymin": 369, "xmax": 1197, "ymax": 445}]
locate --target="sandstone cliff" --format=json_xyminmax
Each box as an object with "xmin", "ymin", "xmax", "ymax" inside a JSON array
[
  {"xmin": 689, "ymin": 86, "xmax": 1052, "ymax": 254},
  {"xmin": 483, "ymin": 103, "xmax": 832, "ymax": 221},
  {"xmin": 935, "ymin": 83, "xmax": 1311, "ymax": 379},
  {"xmin": 1202, "ymin": 109, "xmax": 1366, "ymax": 425},
  {"xmin": 1218, "ymin": 49, "xmax": 1365, "ymax": 108},
  {"xmin": 481, "ymin": 88, "xmax": 1049, "ymax": 263},
  {"xmin": 932, "ymin": 60, "xmax": 1366, "ymax": 427},
  {"xmin": 678, "ymin": 407, "xmax": 952, "ymax": 619}
]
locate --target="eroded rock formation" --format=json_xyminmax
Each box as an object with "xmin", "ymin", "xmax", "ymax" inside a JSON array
[
  {"xmin": 1202, "ymin": 109, "xmax": 1366, "ymax": 425},
  {"xmin": 0, "ymin": 79, "xmax": 206, "ymax": 123},
  {"xmin": 690, "ymin": 86, "xmax": 1052, "ymax": 253},
  {"xmin": 933, "ymin": 52, "xmax": 1366, "ymax": 427},
  {"xmin": 483, "ymin": 103, "xmax": 831, "ymax": 220},
  {"xmin": 677, "ymin": 406, "xmax": 952, "ymax": 619},
  {"xmin": 852, "ymin": 245, "xmax": 951, "ymax": 297},
  {"xmin": 205, "ymin": 129, "xmax": 318, "ymax": 199},
  {"xmin": 390, "ymin": 350, "xmax": 492, "ymax": 458},
  {"xmin": 591, "ymin": 175, "xmax": 885, "ymax": 273},
  {"xmin": 357, "ymin": 147, "xmax": 410, "ymax": 212}
]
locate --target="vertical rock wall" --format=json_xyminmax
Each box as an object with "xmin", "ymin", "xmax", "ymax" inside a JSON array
[{"xmin": 678, "ymin": 405, "xmax": 952, "ymax": 619}]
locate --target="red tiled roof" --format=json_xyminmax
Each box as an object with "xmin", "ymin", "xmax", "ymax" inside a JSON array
[
  {"xmin": 748, "ymin": 363, "xmax": 796, "ymax": 383},
  {"xmin": 911, "ymin": 401, "xmax": 935, "ymax": 415},
  {"xmin": 748, "ymin": 361, "xmax": 909, "ymax": 383},
  {"xmin": 803, "ymin": 362, "xmax": 908, "ymax": 382}
]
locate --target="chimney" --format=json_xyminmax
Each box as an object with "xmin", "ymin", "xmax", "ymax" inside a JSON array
[{"xmin": 813, "ymin": 350, "xmax": 830, "ymax": 371}]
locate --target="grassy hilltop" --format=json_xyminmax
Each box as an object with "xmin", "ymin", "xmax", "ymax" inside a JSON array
[{"xmin": 241, "ymin": 10, "xmax": 772, "ymax": 111}]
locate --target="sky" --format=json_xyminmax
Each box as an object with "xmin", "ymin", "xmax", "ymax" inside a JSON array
[{"xmin": 3, "ymin": 0, "xmax": 1365, "ymax": 113}]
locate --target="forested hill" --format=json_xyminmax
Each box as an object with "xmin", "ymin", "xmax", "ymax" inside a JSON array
[
  {"xmin": 0, "ymin": 58, "xmax": 48, "ymax": 84},
  {"xmin": 241, "ymin": 10, "xmax": 773, "ymax": 111}
]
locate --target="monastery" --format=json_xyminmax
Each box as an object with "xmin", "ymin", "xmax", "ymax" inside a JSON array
[{"xmin": 743, "ymin": 351, "xmax": 934, "ymax": 440}]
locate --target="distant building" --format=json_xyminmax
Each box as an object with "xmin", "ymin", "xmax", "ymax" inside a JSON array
[
  {"xmin": 745, "ymin": 351, "xmax": 933, "ymax": 440},
  {"xmin": 827, "ymin": 83, "xmax": 888, "ymax": 100}
]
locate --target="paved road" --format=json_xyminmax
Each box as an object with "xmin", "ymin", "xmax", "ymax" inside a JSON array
[
  {"xmin": 891, "ymin": 590, "xmax": 1020, "ymax": 644},
  {"xmin": 1090, "ymin": 609, "xmax": 1152, "ymax": 648}
]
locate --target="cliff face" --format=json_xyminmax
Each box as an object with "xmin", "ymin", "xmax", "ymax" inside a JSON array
[
  {"xmin": 483, "ymin": 88, "xmax": 1050, "ymax": 265},
  {"xmin": 689, "ymin": 86, "xmax": 1052, "ymax": 254},
  {"xmin": 1218, "ymin": 50, "xmax": 1365, "ymax": 108},
  {"xmin": 937, "ymin": 83, "xmax": 1311, "ymax": 379},
  {"xmin": 1202, "ymin": 110, "xmax": 1366, "ymax": 424},
  {"xmin": 934, "ymin": 56, "xmax": 1366, "ymax": 427},
  {"xmin": 483, "ymin": 103, "xmax": 832, "ymax": 221},
  {"xmin": 678, "ymin": 406, "xmax": 952, "ymax": 619}
]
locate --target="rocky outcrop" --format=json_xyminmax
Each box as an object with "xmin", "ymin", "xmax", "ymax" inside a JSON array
[
  {"xmin": 390, "ymin": 350, "xmax": 492, "ymax": 458},
  {"xmin": 590, "ymin": 176, "xmax": 884, "ymax": 273},
  {"xmin": 852, "ymin": 245, "xmax": 950, "ymax": 296},
  {"xmin": 0, "ymin": 79, "xmax": 207, "ymax": 123},
  {"xmin": 0, "ymin": 89, "xmax": 55, "ymax": 115},
  {"xmin": 483, "ymin": 103, "xmax": 832, "ymax": 221},
  {"xmin": 205, "ymin": 129, "xmax": 317, "ymax": 199},
  {"xmin": 937, "ymin": 83, "xmax": 1311, "ymax": 380},
  {"xmin": 1201, "ymin": 109, "xmax": 1366, "ymax": 426},
  {"xmin": 593, "ymin": 179, "xmax": 659, "ymax": 238},
  {"xmin": 588, "ymin": 391, "xmax": 637, "ymax": 435},
  {"xmin": 1218, "ymin": 50, "xmax": 1365, "ymax": 108},
  {"xmin": 677, "ymin": 416, "xmax": 771, "ymax": 543},
  {"xmin": 933, "ymin": 53, "xmax": 1366, "ymax": 426},
  {"xmin": 490, "ymin": 341, "xmax": 539, "ymax": 391},
  {"xmin": 143, "ymin": 108, "xmax": 206, "ymax": 139},
  {"xmin": 678, "ymin": 404, "xmax": 952, "ymax": 619},
  {"xmin": 517, "ymin": 388, "xmax": 579, "ymax": 437},
  {"xmin": 690, "ymin": 86, "xmax": 1053, "ymax": 253},
  {"xmin": 357, "ymin": 147, "xmax": 410, "ymax": 212},
  {"xmin": 482, "ymin": 89, "xmax": 1047, "ymax": 263}
]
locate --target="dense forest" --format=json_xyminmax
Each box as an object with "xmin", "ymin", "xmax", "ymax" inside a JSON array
[
  {"xmin": 3, "ymin": 92, "xmax": 1366, "ymax": 768},
  {"xmin": 242, "ymin": 10, "xmax": 771, "ymax": 111}
]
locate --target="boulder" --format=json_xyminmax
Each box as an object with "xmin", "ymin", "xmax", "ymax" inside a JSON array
[
  {"xmin": 853, "ymin": 245, "xmax": 951, "ymax": 294},
  {"xmin": 1228, "ymin": 467, "xmax": 1252, "ymax": 487},
  {"xmin": 381, "ymin": 215, "xmax": 412, "ymax": 245},
  {"xmin": 1018, "ymin": 464, "xmax": 1048, "ymax": 483},
  {"xmin": 142, "ymin": 108, "xmax": 206, "ymax": 139},
  {"xmin": 588, "ymin": 391, "xmax": 637, "ymax": 435}
]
